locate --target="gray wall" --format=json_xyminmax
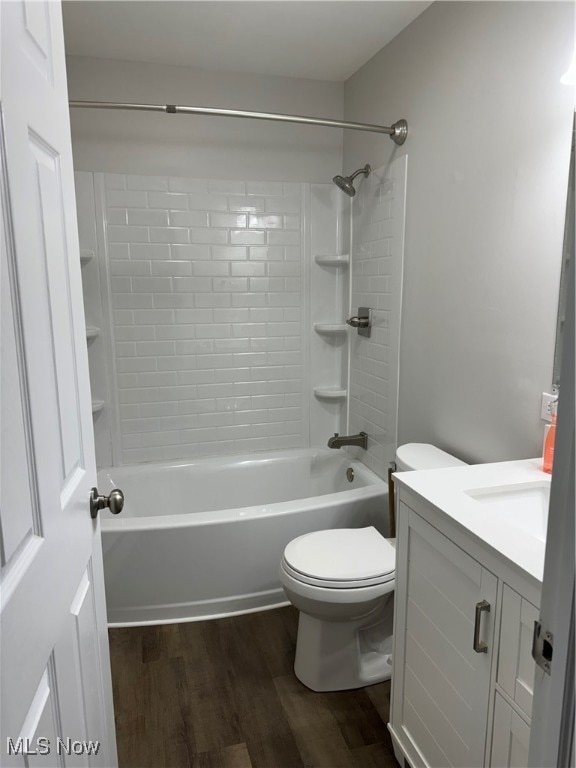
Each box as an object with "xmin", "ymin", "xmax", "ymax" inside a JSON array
[
  {"xmin": 344, "ymin": 1, "xmax": 574, "ymax": 463},
  {"xmin": 67, "ymin": 55, "xmax": 344, "ymax": 182}
]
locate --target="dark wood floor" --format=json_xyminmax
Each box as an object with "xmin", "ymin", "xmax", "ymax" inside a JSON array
[{"xmin": 109, "ymin": 606, "xmax": 399, "ymax": 768}]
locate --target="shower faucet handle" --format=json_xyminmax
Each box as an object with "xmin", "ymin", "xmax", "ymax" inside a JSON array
[
  {"xmin": 346, "ymin": 307, "xmax": 372, "ymax": 338},
  {"xmin": 346, "ymin": 316, "xmax": 369, "ymax": 328}
]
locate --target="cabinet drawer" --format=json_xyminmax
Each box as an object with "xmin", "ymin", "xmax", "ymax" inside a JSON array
[
  {"xmin": 490, "ymin": 693, "xmax": 530, "ymax": 767},
  {"xmin": 497, "ymin": 585, "xmax": 538, "ymax": 718}
]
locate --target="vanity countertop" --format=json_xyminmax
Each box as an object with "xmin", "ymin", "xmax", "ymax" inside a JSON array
[{"xmin": 394, "ymin": 458, "xmax": 550, "ymax": 583}]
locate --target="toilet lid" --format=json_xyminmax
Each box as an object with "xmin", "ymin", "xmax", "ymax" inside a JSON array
[{"xmin": 283, "ymin": 527, "xmax": 395, "ymax": 587}]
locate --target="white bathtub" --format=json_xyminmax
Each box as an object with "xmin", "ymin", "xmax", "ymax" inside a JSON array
[{"xmin": 98, "ymin": 448, "xmax": 388, "ymax": 626}]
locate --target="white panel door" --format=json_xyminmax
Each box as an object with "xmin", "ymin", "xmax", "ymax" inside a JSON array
[{"xmin": 1, "ymin": 1, "xmax": 117, "ymax": 765}]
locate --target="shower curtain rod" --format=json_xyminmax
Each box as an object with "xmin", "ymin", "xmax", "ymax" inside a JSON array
[{"xmin": 68, "ymin": 100, "xmax": 408, "ymax": 144}]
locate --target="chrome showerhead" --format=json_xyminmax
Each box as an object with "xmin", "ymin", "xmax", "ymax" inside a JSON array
[
  {"xmin": 332, "ymin": 164, "xmax": 371, "ymax": 197},
  {"xmin": 333, "ymin": 175, "xmax": 357, "ymax": 196}
]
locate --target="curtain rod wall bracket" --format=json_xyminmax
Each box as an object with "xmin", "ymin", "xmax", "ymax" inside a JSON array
[
  {"xmin": 390, "ymin": 119, "xmax": 408, "ymax": 146},
  {"xmin": 69, "ymin": 100, "xmax": 408, "ymax": 143}
]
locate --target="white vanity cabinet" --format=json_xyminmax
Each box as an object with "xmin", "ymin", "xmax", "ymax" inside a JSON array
[{"xmin": 389, "ymin": 490, "xmax": 543, "ymax": 768}]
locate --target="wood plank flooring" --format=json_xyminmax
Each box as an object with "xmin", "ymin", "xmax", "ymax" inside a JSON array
[{"xmin": 109, "ymin": 606, "xmax": 398, "ymax": 768}]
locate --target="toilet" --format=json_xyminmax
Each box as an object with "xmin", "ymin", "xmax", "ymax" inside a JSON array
[{"xmin": 279, "ymin": 443, "xmax": 467, "ymax": 692}]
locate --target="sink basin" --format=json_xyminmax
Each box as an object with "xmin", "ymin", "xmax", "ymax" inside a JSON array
[{"xmin": 464, "ymin": 481, "xmax": 550, "ymax": 542}]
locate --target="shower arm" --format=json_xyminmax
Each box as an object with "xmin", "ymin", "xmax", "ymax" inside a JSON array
[
  {"xmin": 348, "ymin": 166, "xmax": 370, "ymax": 181},
  {"xmin": 69, "ymin": 100, "xmax": 408, "ymax": 145}
]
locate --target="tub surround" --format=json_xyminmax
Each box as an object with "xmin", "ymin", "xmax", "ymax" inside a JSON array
[
  {"xmin": 98, "ymin": 172, "xmax": 308, "ymax": 466},
  {"xmin": 76, "ymin": 165, "xmax": 406, "ymax": 478},
  {"xmin": 76, "ymin": 172, "xmax": 351, "ymax": 468},
  {"xmin": 348, "ymin": 156, "xmax": 406, "ymax": 477},
  {"xmin": 308, "ymin": 183, "xmax": 349, "ymax": 448}
]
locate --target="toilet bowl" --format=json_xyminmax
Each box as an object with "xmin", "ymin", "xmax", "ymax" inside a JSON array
[{"xmin": 280, "ymin": 443, "xmax": 466, "ymax": 692}]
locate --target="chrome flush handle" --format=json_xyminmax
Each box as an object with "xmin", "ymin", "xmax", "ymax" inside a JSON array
[{"xmin": 90, "ymin": 487, "xmax": 124, "ymax": 519}]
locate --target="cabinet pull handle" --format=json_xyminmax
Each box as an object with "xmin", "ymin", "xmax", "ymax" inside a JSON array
[{"xmin": 473, "ymin": 600, "xmax": 490, "ymax": 653}]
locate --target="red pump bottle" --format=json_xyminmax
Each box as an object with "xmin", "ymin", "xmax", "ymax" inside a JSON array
[{"xmin": 542, "ymin": 399, "xmax": 558, "ymax": 474}]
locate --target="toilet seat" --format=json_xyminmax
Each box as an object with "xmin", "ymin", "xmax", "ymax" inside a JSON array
[{"xmin": 282, "ymin": 527, "xmax": 395, "ymax": 589}]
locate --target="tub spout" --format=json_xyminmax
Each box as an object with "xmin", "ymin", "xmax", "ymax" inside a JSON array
[{"xmin": 327, "ymin": 432, "xmax": 368, "ymax": 450}]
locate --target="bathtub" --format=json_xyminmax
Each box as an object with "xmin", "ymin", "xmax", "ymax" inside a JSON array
[{"xmin": 98, "ymin": 448, "xmax": 388, "ymax": 626}]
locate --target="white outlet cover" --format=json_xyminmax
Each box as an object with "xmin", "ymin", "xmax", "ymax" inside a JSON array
[{"xmin": 541, "ymin": 392, "xmax": 557, "ymax": 422}]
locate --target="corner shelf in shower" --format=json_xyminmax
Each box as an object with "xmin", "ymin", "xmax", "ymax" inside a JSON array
[
  {"xmin": 313, "ymin": 386, "xmax": 347, "ymax": 401},
  {"xmin": 313, "ymin": 323, "xmax": 349, "ymax": 337},
  {"xmin": 80, "ymin": 250, "xmax": 95, "ymax": 266},
  {"xmin": 86, "ymin": 325, "xmax": 100, "ymax": 341},
  {"xmin": 91, "ymin": 399, "xmax": 105, "ymax": 414},
  {"xmin": 314, "ymin": 254, "xmax": 350, "ymax": 268}
]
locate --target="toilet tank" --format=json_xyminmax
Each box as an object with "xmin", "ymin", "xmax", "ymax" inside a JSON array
[{"xmin": 395, "ymin": 443, "xmax": 467, "ymax": 472}]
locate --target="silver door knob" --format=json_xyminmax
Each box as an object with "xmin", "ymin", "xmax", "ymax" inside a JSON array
[{"xmin": 90, "ymin": 487, "xmax": 124, "ymax": 519}]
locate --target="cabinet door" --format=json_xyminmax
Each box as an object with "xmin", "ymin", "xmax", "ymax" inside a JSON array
[
  {"xmin": 490, "ymin": 693, "xmax": 531, "ymax": 767},
  {"xmin": 392, "ymin": 507, "xmax": 497, "ymax": 768},
  {"xmin": 497, "ymin": 585, "xmax": 539, "ymax": 719}
]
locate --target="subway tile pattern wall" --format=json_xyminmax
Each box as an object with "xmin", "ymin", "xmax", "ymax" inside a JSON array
[
  {"xmin": 348, "ymin": 157, "xmax": 407, "ymax": 478},
  {"xmin": 103, "ymin": 174, "xmax": 307, "ymax": 464}
]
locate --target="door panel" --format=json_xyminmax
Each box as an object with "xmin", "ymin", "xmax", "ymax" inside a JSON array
[
  {"xmin": 30, "ymin": 136, "xmax": 84, "ymax": 483},
  {"xmin": 53, "ymin": 560, "xmax": 110, "ymax": 768},
  {"xmin": 22, "ymin": 0, "xmax": 55, "ymax": 85},
  {"xmin": 1, "ymin": 1, "xmax": 117, "ymax": 763},
  {"xmin": 1, "ymin": 210, "xmax": 39, "ymax": 565},
  {"xmin": 7, "ymin": 665, "xmax": 62, "ymax": 768}
]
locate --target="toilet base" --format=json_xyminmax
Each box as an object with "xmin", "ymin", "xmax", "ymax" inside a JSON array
[{"xmin": 293, "ymin": 601, "xmax": 393, "ymax": 692}]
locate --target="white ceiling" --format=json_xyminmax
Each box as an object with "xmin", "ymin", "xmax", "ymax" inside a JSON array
[{"xmin": 62, "ymin": 1, "xmax": 432, "ymax": 82}]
